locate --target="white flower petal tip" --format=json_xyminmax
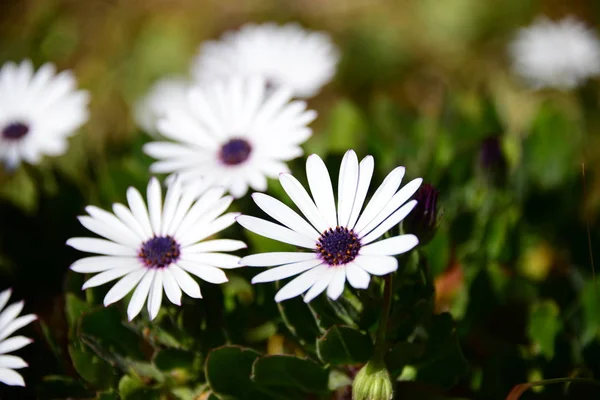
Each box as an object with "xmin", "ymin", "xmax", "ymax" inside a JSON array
[{"xmin": 67, "ymin": 177, "xmax": 242, "ymax": 320}]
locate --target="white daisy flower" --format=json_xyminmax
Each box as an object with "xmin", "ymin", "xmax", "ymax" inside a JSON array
[
  {"xmin": 134, "ymin": 77, "xmax": 191, "ymax": 136},
  {"xmin": 237, "ymin": 150, "xmax": 422, "ymax": 303},
  {"xmin": 191, "ymin": 22, "xmax": 340, "ymax": 98},
  {"xmin": 143, "ymin": 77, "xmax": 317, "ymax": 199},
  {"xmin": 0, "ymin": 288, "xmax": 37, "ymax": 387},
  {"xmin": 509, "ymin": 16, "xmax": 600, "ymax": 89},
  {"xmin": 0, "ymin": 60, "xmax": 89, "ymax": 168},
  {"xmin": 67, "ymin": 177, "xmax": 245, "ymax": 321}
]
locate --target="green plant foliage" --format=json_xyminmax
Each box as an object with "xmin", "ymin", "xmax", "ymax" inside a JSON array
[{"xmin": 317, "ymin": 326, "xmax": 374, "ymax": 365}]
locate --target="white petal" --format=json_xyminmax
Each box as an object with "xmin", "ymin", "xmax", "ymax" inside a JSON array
[
  {"xmin": 354, "ymin": 166, "xmax": 405, "ymax": 232},
  {"xmin": 279, "ymin": 173, "xmax": 328, "ymax": 232},
  {"xmin": 166, "ymin": 188, "xmax": 216, "ymax": 236},
  {"xmin": 112, "ymin": 203, "xmax": 148, "ymax": 241},
  {"xmin": 326, "ymin": 267, "xmax": 346, "ymax": 300},
  {"xmin": 174, "ymin": 188, "xmax": 228, "ymax": 240},
  {"xmin": 355, "ymin": 255, "xmax": 398, "ymax": 276},
  {"xmin": 346, "ymin": 262, "xmax": 371, "ymax": 289},
  {"xmin": 240, "ymin": 252, "xmax": 318, "ymax": 267},
  {"xmin": 85, "ymin": 206, "xmax": 144, "ymax": 244},
  {"xmin": 147, "ymin": 270, "xmax": 164, "ymax": 321},
  {"xmin": 127, "ymin": 186, "xmax": 154, "ymax": 237},
  {"xmin": 0, "ymin": 302, "xmax": 23, "ymax": 333},
  {"xmin": 77, "ymin": 216, "xmax": 136, "ymax": 248},
  {"xmin": 178, "ymin": 260, "xmax": 228, "ymax": 284},
  {"xmin": 0, "ymin": 355, "xmax": 27, "ymax": 369},
  {"xmin": 181, "ymin": 253, "xmax": 241, "ymax": 269},
  {"xmin": 360, "ymin": 235, "xmax": 419, "ymax": 256},
  {"xmin": 251, "ymin": 259, "xmax": 323, "ymax": 283},
  {"xmin": 347, "ymin": 156, "xmax": 374, "ymax": 229},
  {"xmin": 103, "ymin": 269, "xmax": 147, "ymax": 306},
  {"xmin": 0, "ymin": 315, "xmax": 37, "ymax": 343},
  {"xmin": 274, "ymin": 265, "xmax": 327, "ymax": 302},
  {"xmin": 183, "ymin": 239, "xmax": 246, "ymax": 253},
  {"xmin": 70, "ymin": 256, "xmax": 139, "ymax": 273},
  {"xmin": 182, "ymin": 212, "xmax": 239, "ymax": 244},
  {"xmin": 162, "ymin": 268, "xmax": 182, "ymax": 305},
  {"xmin": 67, "ymin": 238, "xmax": 136, "ymax": 257},
  {"xmin": 161, "ymin": 178, "xmax": 182, "ymax": 235},
  {"xmin": 337, "ymin": 150, "xmax": 359, "ymax": 228},
  {"xmin": 0, "ymin": 289, "xmax": 12, "ymax": 313},
  {"xmin": 236, "ymin": 215, "xmax": 316, "ymax": 249},
  {"xmin": 171, "ymin": 265, "xmax": 202, "ymax": 298},
  {"xmin": 303, "ymin": 268, "xmax": 334, "ymax": 303},
  {"xmin": 127, "ymin": 269, "xmax": 156, "ymax": 321},
  {"xmin": 82, "ymin": 265, "xmax": 140, "ymax": 290},
  {"xmin": 147, "ymin": 177, "xmax": 163, "ymax": 235},
  {"xmin": 252, "ymin": 193, "xmax": 320, "ymax": 240},
  {"xmin": 306, "ymin": 154, "xmax": 337, "ymax": 227},
  {"xmin": 0, "ymin": 368, "xmax": 25, "ymax": 386},
  {"xmin": 0, "ymin": 336, "xmax": 32, "ymax": 355},
  {"xmin": 178, "ymin": 197, "xmax": 234, "ymax": 246},
  {"xmin": 360, "ymin": 200, "xmax": 417, "ymax": 244}
]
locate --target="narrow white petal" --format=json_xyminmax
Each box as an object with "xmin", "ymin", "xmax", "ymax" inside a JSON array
[
  {"xmin": 181, "ymin": 253, "xmax": 241, "ymax": 269},
  {"xmin": 147, "ymin": 270, "xmax": 164, "ymax": 321},
  {"xmin": 67, "ymin": 238, "xmax": 136, "ymax": 257},
  {"xmin": 306, "ymin": 154, "xmax": 337, "ymax": 227},
  {"xmin": 303, "ymin": 268, "xmax": 335, "ymax": 303},
  {"xmin": 112, "ymin": 203, "xmax": 148, "ymax": 241},
  {"xmin": 127, "ymin": 269, "xmax": 156, "ymax": 321},
  {"xmin": 0, "ymin": 315, "xmax": 37, "ymax": 343},
  {"xmin": 337, "ymin": 150, "xmax": 359, "ymax": 228},
  {"xmin": 165, "ymin": 189, "xmax": 204, "ymax": 236},
  {"xmin": 178, "ymin": 197, "xmax": 234, "ymax": 246},
  {"xmin": 0, "ymin": 368, "xmax": 25, "ymax": 386},
  {"xmin": 360, "ymin": 235, "xmax": 419, "ymax": 256},
  {"xmin": 0, "ymin": 355, "xmax": 27, "ymax": 369},
  {"xmin": 70, "ymin": 256, "xmax": 139, "ymax": 273},
  {"xmin": 274, "ymin": 265, "xmax": 327, "ymax": 302},
  {"xmin": 82, "ymin": 265, "xmax": 140, "ymax": 290},
  {"xmin": 103, "ymin": 269, "xmax": 147, "ymax": 306},
  {"xmin": 0, "ymin": 289, "xmax": 12, "ymax": 313},
  {"xmin": 0, "ymin": 336, "xmax": 33, "ymax": 355},
  {"xmin": 346, "ymin": 262, "xmax": 371, "ymax": 289},
  {"xmin": 76, "ymin": 216, "xmax": 136, "ymax": 248},
  {"xmin": 0, "ymin": 302, "xmax": 24, "ymax": 333},
  {"xmin": 251, "ymin": 259, "xmax": 323, "ymax": 283},
  {"xmin": 178, "ymin": 260, "xmax": 228, "ymax": 284},
  {"xmin": 252, "ymin": 193, "xmax": 320, "ymax": 240},
  {"xmin": 127, "ymin": 187, "xmax": 154, "ymax": 237},
  {"xmin": 182, "ymin": 212, "xmax": 240, "ymax": 245},
  {"xmin": 360, "ymin": 200, "xmax": 417, "ymax": 244},
  {"xmin": 347, "ymin": 156, "xmax": 374, "ymax": 229},
  {"xmin": 183, "ymin": 239, "xmax": 246, "ymax": 253},
  {"xmin": 161, "ymin": 178, "xmax": 182, "ymax": 236},
  {"xmin": 147, "ymin": 178, "xmax": 163, "ymax": 235},
  {"xmin": 171, "ymin": 264, "xmax": 202, "ymax": 298},
  {"xmin": 240, "ymin": 252, "xmax": 318, "ymax": 267},
  {"xmin": 355, "ymin": 255, "xmax": 398, "ymax": 276},
  {"xmin": 354, "ymin": 166, "xmax": 405, "ymax": 233},
  {"xmin": 86, "ymin": 205, "xmax": 145, "ymax": 243},
  {"xmin": 236, "ymin": 215, "xmax": 316, "ymax": 249},
  {"xmin": 326, "ymin": 267, "xmax": 346, "ymax": 300},
  {"xmin": 162, "ymin": 268, "xmax": 182, "ymax": 305},
  {"xmin": 279, "ymin": 173, "xmax": 328, "ymax": 232},
  {"xmin": 174, "ymin": 189, "xmax": 228, "ymax": 240}
]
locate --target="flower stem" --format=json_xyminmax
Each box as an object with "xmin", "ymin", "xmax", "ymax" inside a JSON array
[{"xmin": 374, "ymin": 273, "xmax": 393, "ymax": 360}]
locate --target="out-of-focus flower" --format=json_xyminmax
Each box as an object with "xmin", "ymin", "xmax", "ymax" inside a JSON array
[
  {"xmin": 479, "ymin": 136, "xmax": 507, "ymax": 186},
  {"xmin": 238, "ymin": 150, "xmax": 421, "ymax": 303},
  {"xmin": 0, "ymin": 60, "xmax": 89, "ymax": 168},
  {"xmin": 0, "ymin": 288, "xmax": 37, "ymax": 387},
  {"xmin": 67, "ymin": 177, "xmax": 245, "ymax": 321},
  {"xmin": 403, "ymin": 183, "xmax": 440, "ymax": 245},
  {"xmin": 134, "ymin": 77, "xmax": 191, "ymax": 136},
  {"xmin": 191, "ymin": 22, "xmax": 339, "ymax": 98},
  {"xmin": 510, "ymin": 16, "xmax": 600, "ymax": 89},
  {"xmin": 144, "ymin": 77, "xmax": 316, "ymax": 198}
]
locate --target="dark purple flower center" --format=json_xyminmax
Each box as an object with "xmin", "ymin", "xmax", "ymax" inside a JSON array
[
  {"xmin": 2, "ymin": 122, "xmax": 29, "ymax": 141},
  {"xmin": 138, "ymin": 236, "xmax": 181, "ymax": 269},
  {"xmin": 317, "ymin": 227, "xmax": 361, "ymax": 266},
  {"xmin": 219, "ymin": 138, "xmax": 252, "ymax": 166}
]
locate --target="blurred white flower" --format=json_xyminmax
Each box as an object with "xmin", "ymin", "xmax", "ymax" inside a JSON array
[
  {"xmin": 144, "ymin": 77, "xmax": 316, "ymax": 198},
  {"xmin": 192, "ymin": 22, "xmax": 339, "ymax": 98},
  {"xmin": 67, "ymin": 177, "xmax": 245, "ymax": 321},
  {"xmin": 510, "ymin": 16, "xmax": 600, "ymax": 89},
  {"xmin": 0, "ymin": 60, "xmax": 89, "ymax": 169},
  {"xmin": 134, "ymin": 77, "xmax": 191, "ymax": 136},
  {"xmin": 0, "ymin": 288, "xmax": 37, "ymax": 387},
  {"xmin": 238, "ymin": 150, "xmax": 422, "ymax": 303}
]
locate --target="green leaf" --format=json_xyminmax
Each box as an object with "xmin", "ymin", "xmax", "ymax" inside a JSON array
[
  {"xmin": 386, "ymin": 341, "xmax": 426, "ymax": 378},
  {"xmin": 317, "ymin": 326, "xmax": 373, "ymax": 365},
  {"xmin": 38, "ymin": 375, "xmax": 93, "ymax": 399},
  {"xmin": 251, "ymin": 355, "xmax": 329, "ymax": 394},
  {"xmin": 68, "ymin": 342, "xmax": 118, "ymax": 388},
  {"xmin": 581, "ymin": 281, "xmax": 600, "ymax": 345},
  {"xmin": 277, "ymin": 296, "xmax": 321, "ymax": 345},
  {"xmin": 65, "ymin": 293, "xmax": 93, "ymax": 337},
  {"xmin": 153, "ymin": 348, "xmax": 196, "ymax": 372},
  {"xmin": 205, "ymin": 346, "xmax": 261, "ymax": 400},
  {"xmin": 0, "ymin": 167, "xmax": 38, "ymax": 213},
  {"xmin": 527, "ymin": 299, "xmax": 561, "ymax": 360}
]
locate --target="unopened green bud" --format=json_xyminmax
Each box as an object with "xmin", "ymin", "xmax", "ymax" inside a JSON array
[{"xmin": 352, "ymin": 360, "xmax": 393, "ymax": 400}]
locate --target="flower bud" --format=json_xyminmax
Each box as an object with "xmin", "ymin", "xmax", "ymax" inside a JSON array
[
  {"xmin": 479, "ymin": 136, "xmax": 507, "ymax": 186},
  {"xmin": 403, "ymin": 183, "xmax": 440, "ymax": 245},
  {"xmin": 352, "ymin": 360, "xmax": 393, "ymax": 400}
]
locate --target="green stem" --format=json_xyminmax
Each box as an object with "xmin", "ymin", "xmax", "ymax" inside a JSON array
[{"xmin": 374, "ymin": 274, "xmax": 393, "ymax": 360}]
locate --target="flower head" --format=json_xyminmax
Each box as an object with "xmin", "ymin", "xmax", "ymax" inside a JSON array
[
  {"xmin": 143, "ymin": 77, "xmax": 316, "ymax": 198},
  {"xmin": 237, "ymin": 150, "xmax": 422, "ymax": 303},
  {"xmin": 192, "ymin": 22, "xmax": 339, "ymax": 98},
  {"xmin": 510, "ymin": 16, "xmax": 600, "ymax": 89},
  {"xmin": 0, "ymin": 60, "xmax": 89, "ymax": 168},
  {"xmin": 0, "ymin": 289, "xmax": 37, "ymax": 387},
  {"xmin": 67, "ymin": 177, "xmax": 245, "ymax": 321},
  {"xmin": 352, "ymin": 359, "xmax": 393, "ymax": 400}
]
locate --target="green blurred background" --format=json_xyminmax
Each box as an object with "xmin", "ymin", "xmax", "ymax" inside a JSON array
[{"xmin": 2, "ymin": 0, "xmax": 600, "ymax": 399}]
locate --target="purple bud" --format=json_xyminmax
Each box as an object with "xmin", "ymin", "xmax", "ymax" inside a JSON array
[
  {"xmin": 404, "ymin": 183, "xmax": 440, "ymax": 245},
  {"xmin": 479, "ymin": 136, "xmax": 507, "ymax": 185}
]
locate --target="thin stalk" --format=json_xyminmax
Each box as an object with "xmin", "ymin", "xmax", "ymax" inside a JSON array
[{"xmin": 374, "ymin": 274, "xmax": 393, "ymax": 360}]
